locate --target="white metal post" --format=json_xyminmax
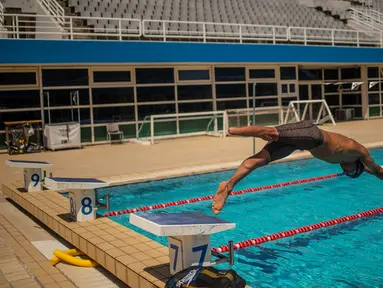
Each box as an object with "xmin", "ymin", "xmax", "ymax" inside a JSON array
[
  {"xmin": 70, "ymin": 17, "xmax": 73, "ymax": 40},
  {"xmin": 203, "ymin": 23, "xmax": 206, "ymax": 42},
  {"xmin": 239, "ymin": 25, "xmax": 242, "ymax": 44},
  {"xmin": 150, "ymin": 116, "xmax": 154, "ymax": 145},
  {"xmin": 119, "ymin": 19, "xmax": 122, "ymax": 40},
  {"xmin": 163, "ymin": 21, "xmax": 166, "ymax": 42}
]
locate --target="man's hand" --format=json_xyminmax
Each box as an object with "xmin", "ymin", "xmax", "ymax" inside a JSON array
[{"xmin": 360, "ymin": 147, "xmax": 383, "ymax": 180}]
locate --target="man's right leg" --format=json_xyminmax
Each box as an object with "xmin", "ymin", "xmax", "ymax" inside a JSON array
[
  {"xmin": 212, "ymin": 149, "xmax": 271, "ymax": 215},
  {"xmin": 212, "ymin": 142, "xmax": 297, "ymax": 215}
]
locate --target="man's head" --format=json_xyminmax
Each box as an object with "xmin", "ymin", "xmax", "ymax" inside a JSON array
[{"xmin": 340, "ymin": 159, "xmax": 365, "ymax": 178}]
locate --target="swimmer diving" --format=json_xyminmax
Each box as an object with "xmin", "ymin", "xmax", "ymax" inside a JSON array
[{"xmin": 212, "ymin": 120, "xmax": 383, "ymax": 215}]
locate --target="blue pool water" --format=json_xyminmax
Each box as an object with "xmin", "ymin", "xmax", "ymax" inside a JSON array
[{"xmin": 97, "ymin": 148, "xmax": 383, "ymax": 288}]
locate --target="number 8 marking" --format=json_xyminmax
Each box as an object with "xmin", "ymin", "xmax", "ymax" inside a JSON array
[
  {"xmin": 81, "ymin": 197, "xmax": 92, "ymax": 215},
  {"xmin": 31, "ymin": 174, "xmax": 40, "ymax": 187},
  {"xmin": 70, "ymin": 197, "xmax": 75, "ymax": 216}
]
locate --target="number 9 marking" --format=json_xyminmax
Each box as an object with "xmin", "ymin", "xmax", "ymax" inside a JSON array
[
  {"xmin": 31, "ymin": 174, "xmax": 40, "ymax": 187},
  {"xmin": 81, "ymin": 197, "xmax": 93, "ymax": 215}
]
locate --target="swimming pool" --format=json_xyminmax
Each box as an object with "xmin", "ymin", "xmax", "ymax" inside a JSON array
[{"xmin": 97, "ymin": 148, "xmax": 383, "ymax": 288}]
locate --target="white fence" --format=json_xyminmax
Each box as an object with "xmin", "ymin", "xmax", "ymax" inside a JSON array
[
  {"xmin": 349, "ymin": 8, "xmax": 383, "ymax": 31},
  {"xmin": 289, "ymin": 26, "xmax": 383, "ymax": 46},
  {"xmin": 39, "ymin": 0, "xmax": 65, "ymax": 26},
  {"xmin": 0, "ymin": 13, "xmax": 142, "ymax": 40},
  {"xmin": 143, "ymin": 20, "xmax": 289, "ymax": 43},
  {"xmin": 0, "ymin": 2, "xmax": 4, "ymax": 25},
  {"xmin": 0, "ymin": 11, "xmax": 383, "ymax": 48}
]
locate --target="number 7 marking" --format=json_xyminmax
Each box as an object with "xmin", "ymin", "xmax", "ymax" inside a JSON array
[
  {"xmin": 192, "ymin": 244, "xmax": 208, "ymax": 267},
  {"xmin": 170, "ymin": 244, "xmax": 179, "ymax": 271}
]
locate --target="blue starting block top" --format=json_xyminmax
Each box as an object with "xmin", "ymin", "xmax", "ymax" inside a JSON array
[
  {"xmin": 44, "ymin": 177, "xmax": 109, "ymax": 190},
  {"xmin": 130, "ymin": 212, "xmax": 235, "ymax": 236},
  {"xmin": 6, "ymin": 159, "xmax": 52, "ymax": 168}
]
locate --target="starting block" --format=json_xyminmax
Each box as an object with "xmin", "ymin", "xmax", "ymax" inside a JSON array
[
  {"xmin": 44, "ymin": 177, "xmax": 109, "ymax": 222},
  {"xmin": 6, "ymin": 160, "xmax": 52, "ymax": 192},
  {"xmin": 130, "ymin": 212, "xmax": 235, "ymax": 275}
]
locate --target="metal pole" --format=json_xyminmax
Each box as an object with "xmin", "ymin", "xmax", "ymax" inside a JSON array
[
  {"xmin": 229, "ymin": 240, "xmax": 234, "ymax": 266},
  {"xmin": 252, "ymin": 83, "xmax": 256, "ymax": 155}
]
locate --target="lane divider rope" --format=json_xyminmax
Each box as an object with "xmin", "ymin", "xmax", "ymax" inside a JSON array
[
  {"xmin": 104, "ymin": 172, "xmax": 344, "ymax": 217},
  {"xmin": 212, "ymin": 206, "xmax": 383, "ymax": 253}
]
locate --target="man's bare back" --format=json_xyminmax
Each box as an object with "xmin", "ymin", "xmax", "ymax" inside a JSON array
[{"xmin": 212, "ymin": 121, "xmax": 383, "ymax": 215}]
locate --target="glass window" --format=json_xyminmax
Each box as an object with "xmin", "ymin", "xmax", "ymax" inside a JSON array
[
  {"xmin": 44, "ymin": 108, "xmax": 90, "ymax": 125},
  {"xmin": 248, "ymin": 83, "xmax": 278, "ymax": 96},
  {"xmin": 369, "ymin": 106, "xmax": 381, "ymax": 117},
  {"xmin": 324, "ymin": 69, "xmax": 338, "ymax": 80},
  {"xmin": 93, "ymin": 106, "xmax": 134, "ymax": 123},
  {"xmin": 368, "ymin": 67, "xmax": 379, "ymax": 79},
  {"xmin": 216, "ymin": 84, "xmax": 246, "ymax": 99},
  {"xmin": 368, "ymin": 94, "xmax": 380, "ymax": 105},
  {"xmin": 137, "ymin": 86, "xmax": 175, "ymax": 102},
  {"xmin": 119, "ymin": 124, "xmax": 136, "ymax": 139},
  {"xmin": 325, "ymin": 84, "xmax": 339, "ymax": 93},
  {"xmin": 217, "ymin": 100, "xmax": 247, "ymax": 110},
  {"xmin": 0, "ymin": 72, "xmax": 36, "ymax": 86},
  {"xmin": 137, "ymin": 104, "xmax": 176, "ymax": 120},
  {"xmin": 280, "ymin": 67, "xmax": 296, "ymax": 80},
  {"xmin": 299, "ymin": 69, "xmax": 322, "ymax": 81},
  {"xmin": 92, "ymin": 87, "xmax": 134, "ymax": 104},
  {"xmin": 342, "ymin": 94, "xmax": 362, "ymax": 105},
  {"xmin": 0, "ymin": 133, "xmax": 6, "ymax": 150},
  {"xmin": 249, "ymin": 69, "xmax": 275, "ymax": 79},
  {"xmin": 0, "ymin": 111, "xmax": 41, "ymax": 130},
  {"xmin": 281, "ymin": 84, "xmax": 296, "ymax": 94},
  {"xmin": 43, "ymin": 89, "xmax": 89, "ymax": 106},
  {"xmin": 178, "ymin": 102, "xmax": 213, "ymax": 113},
  {"xmin": 177, "ymin": 85, "xmax": 212, "ymax": 100},
  {"xmin": 340, "ymin": 82, "xmax": 361, "ymax": 92},
  {"xmin": 325, "ymin": 95, "xmax": 340, "ymax": 106},
  {"xmin": 343, "ymin": 106, "xmax": 362, "ymax": 118},
  {"xmin": 178, "ymin": 70, "xmax": 210, "ymax": 81},
  {"xmin": 215, "ymin": 67, "xmax": 245, "ymax": 82},
  {"xmin": 93, "ymin": 71, "xmax": 131, "ymax": 83},
  {"xmin": 281, "ymin": 97, "xmax": 297, "ymax": 106},
  {"xmin": 81, "ymin": 127, "xmax": 92, "ymax": 143},
  {"xmin": 368, "ymin": 81, "xmax": 379, "ymax": 91},
  {"xmin": 0, "ymin": 90, "xmax": 40, "ymax": 109},
  {"xmin": 289, "ymin": 84, "xmax": 296, "ymax": 93},
  {"xmin": 253, "ymin": 98, "xmax": 278, "ymax": 107},
  {"xmin": 135, "ymin": 68, "xmax": 174, "ymax": 84},
  {"xmin": 42, "ymin": 69, "xmax": 89, "ymax": 87},
  {"xmin": 341, "ymin": 67, "xmax": 361, "ymax": 79},
  {"xmin": 282, "ymin": 84, "xmax": 288, "ymax": 94}
]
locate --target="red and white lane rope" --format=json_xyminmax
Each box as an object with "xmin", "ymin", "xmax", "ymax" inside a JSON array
[
  {"xmin": 104, "ymin": 172, "xmax": 344, "ymax": 217},
  {"xmin": 212, "ymin": 206, "xmax": 383, "ymax": 253}
]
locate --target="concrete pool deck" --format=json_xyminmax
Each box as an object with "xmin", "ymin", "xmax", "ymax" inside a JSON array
[{"xmin": 1, "ymin": 118, "xmax": 383, "ymax": 288}]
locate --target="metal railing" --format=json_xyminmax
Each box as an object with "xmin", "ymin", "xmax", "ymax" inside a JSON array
[
  {"xmin": 0, "ymin": 13, "xmax": 142, "ymax": 40},
  {"xmin": 39, "ymin": 0, "xmax": 65, "ymax": 26},
  {"xmin": 0, "ymin": 1, "xmax": 4, "ymax": 25},
  {"xmin": 0, "ymin": 12, "xmax": 383, "ymax": 48},
  {"xmin": 288, "ymin": 26, "xmax": 383, "ymax": 47},
  {"xmin": 142, "ymin": 20, "xmax": 289, "ymax": 43},
  {"xmin": 349, "ymin": 8, "xmax": 383, "ymax": 31}
]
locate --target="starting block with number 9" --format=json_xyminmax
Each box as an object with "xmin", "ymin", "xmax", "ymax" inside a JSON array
[
  {"xmin": 6, "ymin": 160, "xmax": 52, "ymax": 192},
  {"xmin": 44, "ymin": 177, "xmax": 109, "ymax": 222},
  {"xmin": 130, "ymin": 212, "xmax": 235, "ymax": 275}
]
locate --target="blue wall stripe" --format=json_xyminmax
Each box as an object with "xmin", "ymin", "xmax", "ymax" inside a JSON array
[{"xmin": 1, "ymin": 39, "xmax": 383, "ymax": 64}]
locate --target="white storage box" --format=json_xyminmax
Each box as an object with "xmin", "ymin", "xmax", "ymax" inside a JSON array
[{"xmin": 44, "ymin": 122, "xmax": 81, "ymax": 151}]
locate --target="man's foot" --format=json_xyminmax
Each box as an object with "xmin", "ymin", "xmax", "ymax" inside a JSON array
[{"xmin": 212, "ymin": 181, "xmax": 233, "ymax": 215}]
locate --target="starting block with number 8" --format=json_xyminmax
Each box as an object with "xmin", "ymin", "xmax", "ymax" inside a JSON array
[
  {"xmin": 44, "ymin": 177, "xmax": 109, "ymax": 222},
  {"xmin": 130, "ymin": 212, "xmax": 235, "ymax": 275},
  {"xmin": 6, "ymin": 160, "xmax": 52, "ymax": 192}
]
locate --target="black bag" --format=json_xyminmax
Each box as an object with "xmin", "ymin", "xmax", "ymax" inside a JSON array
[{"xmin": 165, "ymin": 266, "xmax": 247, "ymax": 288}]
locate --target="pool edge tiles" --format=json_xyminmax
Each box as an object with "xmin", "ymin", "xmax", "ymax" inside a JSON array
[{"xmin": 1, "ymin": 182, "xmax": 172, "ymax": 288}]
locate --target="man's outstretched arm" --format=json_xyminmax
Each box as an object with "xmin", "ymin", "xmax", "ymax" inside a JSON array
[{"xmin": 360, "ymin": 147, "xmax": 383, "ymax": 180}]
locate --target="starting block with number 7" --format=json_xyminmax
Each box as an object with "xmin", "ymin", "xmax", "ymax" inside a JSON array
[
  {"xmin": 44, "ymin": 177, "xmax": 109, "ymax": 222},
  {"xmin": 130, "ymin": 212, "xmax": 235, "ymax": 275},
  {"xmin": 6, "ymin": 160, "xmax": 52, "ymax": 192}
]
